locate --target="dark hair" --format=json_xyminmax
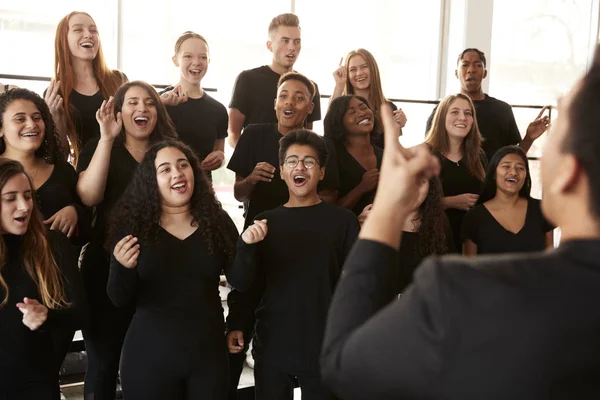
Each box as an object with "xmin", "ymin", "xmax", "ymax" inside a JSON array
[
  {"xmin": 278, "ymin": 72, "xmax": 315, "ymax": 100},
  {"xmin": 457, "ymin": 48, "xmax": 487, "ymax": 67},
  {"xmin": 108, "ymin": 140, "xmax": 235, "ymax": 261},
  {"xmin": 414, "ymin": 177, "xmax": 448, "ymax": 257},
  {"xmin": 563, "ymin": 43, "xmax": 600, "ymax": 218},
  {"xmin": 324, "ymin": 95, "xmax": 379, "ymax": 144},
  {"xmin": 477, "ymin": 146, "xmax": 531, "ymax": 205},
  {"xmin": 113, "ymin": 81, "xmax": 177, "ymax": 144},
  {"xmin": 0, "ymin": 88, "xmax": 67, "ymax": 162},
  {"xmin": 278, "ymin": 129, "xmax": 329, "ymax": 167}
]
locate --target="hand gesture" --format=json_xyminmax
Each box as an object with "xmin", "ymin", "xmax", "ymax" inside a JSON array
[
  {"xmin": 44, "ymin": 79, "xmax": 64, "ymax": 121},
  {"xmin": 358, "ymin": 204, "xmax": 373, "ymax": 226},
  {"xmin": 453, "ymin": 193, "xmax": 479, "ymax": 211},
  {"xmin": 160, "ymin": 85, "xmax": 188, "ymax": 106},
  {"xmin": 227, "ymin": 330, "xmax": 245, "ymax": 354},
  {"xmin": 16, "ymin": 297, "xmax": 48, "ymax": 331},
  {"xmin": 43, "ymin": 205, "xmax": 78, "ymax": 238},
  {"xmin": 248, "ymin": 162, "xmax": 276, "ymax": 184},
  {"xmin": 113, "ymin": 235, "xmax": 140, "ymax": 269},
  {"xmin": 525, "ymin": 106, "xmax": 550, "ymax": 142},
  {"xmin": 96, "ymin": 96, "xmax": 122, "ymax": 141},
  {"xmin": 360, "ymin": 169, "xmax": 380, "ymax": 193},
  {"xmin": 393, "ymin": 108, "xmax": 407, "ymax": 130},
  {"xmin": 241, "ymin": 219, "xmax": 268, "ymax": 244},
  {"xmin": 201, "ymin": 150, "xmax": 225, "ymax": 171},
  {"xmin": 333, "ymin": 57, "xmax": 347, "ymax": 88}
]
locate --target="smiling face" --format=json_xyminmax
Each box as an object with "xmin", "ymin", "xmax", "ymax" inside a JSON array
[
  {"xmin": 0, "ymin": 173, "xmax": 33, "ymax": 235},
  {"xmin": 280, "ymin": 144, "xmax": 324, "ymax": 199},
  {"xmin": 495, "ymin": 153, "xmax": 527, "ymax": 195},
  {"xmin": 342, "ymin": 97, "xmax": 374, "ymax": 137},
  {"xmin": 444, "ymin": 97, "xmax": 474, "ymax": 141},
  {"xmin": 121, "ymin": 85, "xmax": 158, "ymax": 140},
  {"xmin": 155, "ymin": 146, "xmax": 195, "ymax": 210},
  {"xmin": 173, "ymin": 37, "xmax": 209, "ymax": 85},
  {"xmin": 348, "ymin": 55, "xmax": 371, "ymax": 91},
  {"xmin": 67, "ymin": 13, "xmax": 99, "ymax": 62},
  {"xmin": 275, "ymin": 79, "xmax": 314, "ymax": 131},
  {"xmin": 0, "ymin": 99, "xmax": 45, "ymax": 155}
]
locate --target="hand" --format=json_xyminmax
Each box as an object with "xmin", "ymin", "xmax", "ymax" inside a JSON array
[
  {"xmin": 160, "ymin": 85, "xmax": 188, "ymax": 106},
  {"xmin": 393, "ymin": 108, "xmax": 407, "ymax": 130},
  {"xmin": 96, "ymin": 96, "xmax": 122, "ymax": 141},
  {"xmin": 241, "ymin": 219, "xmax": 268, "ymax": 244},
  {"xmin": 201, "ymin": 150, "xmax": 225, "ymax": 171},
  {"xmin": 333, "ymin": 57, "xmax": 347, "ymax": 88},
  {"xmin": 247, "ymin": 162, "xmax": 276, "ymax": 185},
  {"xmin": 227, "ymin": 330, "xmax": 245, "ymax": 354},
  {"xmin": 525, "ymin": 106, "xmax": 550, "ymax": 142},
  {"xmin": 449, "ymin": 193, "xmax": 479, "ymax": 211},
  {"xmin": 358, "ymin": 204, "xmax": 373, "ymax": 226},
  {"xmin": 113, "ymin": 235, "xmax": 140, "ymax": 269},
  {"xmin": 44, "ymin": 78, "xmax": 64, "ymax": 121},
  {"xmin": 16, "ymin": 297, "xmax": 48, "ymax": 331},
  {"xmin": 43, "ymin": 205, "xmax": 78, "ymax": 238},
  {"xmin": 359, "ymin": 169, "xmax": 380, "ymax": 193}
]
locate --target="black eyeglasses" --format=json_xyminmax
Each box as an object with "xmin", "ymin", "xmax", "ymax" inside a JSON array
[{"xmin": 284, "ymin": 156, "xmax": 319, "ymax": 169}]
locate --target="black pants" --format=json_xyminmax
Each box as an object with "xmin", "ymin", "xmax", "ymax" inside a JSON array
[
  {"xmin": 0, "ymin": 383, "xmax": 60, "ymax": 400},
  {"xmin": 254, "ymin": 362, "xmax": 335, "ymax": 400},
  {"xmin": 81, "ymin": 244, "xmax": 134, "ymax": 400}
]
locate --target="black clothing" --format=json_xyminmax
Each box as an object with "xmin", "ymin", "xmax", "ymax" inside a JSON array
[
  {"xmin": 334, "ymin": 143, "xmax": 383, "ymax": 216},
  {"xmin": 70, "ymin": 90, "xmax": 105, "ymax": 151},
  {"xmin": 228, "ymin": 202, "xmax": 359, "ymax": 377},
  {"xmin": 370, "ymin": 101, "xmax": 397, "ymax": 149},
  {"xmin": 0, "ymin": 231, "xmax": 84, "ymax": 400},
  {"xmin": 426, "ymin": 94, "xmax": 522, "ymax": 162},
  {"xmin": 229, "ymin": 65, "xmax": 322, "ymax": 127},
  {"xmin": 108, "ymin": 216, "xmax": 238, "ymax": 400},
  {"xmin": 76, "ymin": 138, "xmax": 139, "ymax": 399},
  {"xmin": 254, "ymin": 361, "xmax": 335, "ymax": 400},
  {"xmin": 322, "ymin": 238, "xmax": 600, "ymax": 399},
  {"xmin": 462, "ymin": 197, "xmax": 553, "ymax": 254},
  {"xmin": 437, "ymin": 154, "xmax": 484, "ymax": 252}
]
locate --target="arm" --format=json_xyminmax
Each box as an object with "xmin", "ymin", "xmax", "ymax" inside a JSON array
[
  {"xmin": 462, "ymin": 240, "xmax": 478, "ymax": 256},
  {"xmin": 233, "ymin": 175, "xmax": 256, "ymax": 203},
  {"xmin": 76, "ymin": 139, "xmax": 115, "ymax": 206},
  {"xmin": 227, "ymin": 238, "xmax": 259, "ymax": 292},
  {"xmin": 228, "ymin": 108, "xmax": 246, "ymax": 148},
  {"xmin": 318, "ymin": 189, "xmax": 339, "ymax": 204},
  {"xmin": 337, "ymin": 183, "xmax": 369, "ymax": 210},
  {"xmin": 107, "ymin": 254, "xmax": 138, "ymax": 307}
]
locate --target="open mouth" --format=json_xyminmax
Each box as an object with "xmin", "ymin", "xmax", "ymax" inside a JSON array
[
  {"xmin": 357, "ymin": 117, "xmax": 371, "ymax": 126},
  {"xmin": 356, "ymin": 77, "xmax": 367, "ymax": 82},
  {"xmin": 189, "ymin": 69, "xmax": 203, "ymax": 77},
  {"xmin": 14, "ymin": 216, "xmax": 27, "ymax": 223},
  {"xmin": 506, "ymin": 177, "xmax": 518, "ymax": 183},
  {"xmin": 285, "ymin": 54, "xmax": 295, "ymax": 60},
  {"xmin": 283, "ymin": 110, "xmax": 296, "ymax": 117},
  {"xmin": 171, "ymin": 182, "xmax": 187, "ymax": 194},
  {"xmin": 21, "ymin": 132, "xmax": 39, "ymax": 138},
  {"xmin": 81, "ymin": 42, "xmax": 94, "ymax": 49},
  {"xmin": 134, "ymin": 116, "xmax": 149, "ymax": 127},
  {"xmin": 293, "ymin": 175, "xmax": 307, "ymax": 186},
  {"xmin": 454, "ymin": 124, "xmax": 467, "ymax": 129}
]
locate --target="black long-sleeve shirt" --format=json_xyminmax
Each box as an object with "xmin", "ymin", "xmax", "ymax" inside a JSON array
[
  {"xmin": 322, "ymin": 239, "xmax": 600, "ymax": 399},
  {"xmin": 0, "ymin": 231, "xmax": 85, "ymax": 390},
  {"xmin": 228, "ymin": 202, "xmax": 359, "ymax": 374}
]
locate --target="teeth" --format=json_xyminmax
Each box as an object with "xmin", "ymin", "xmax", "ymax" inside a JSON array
[
  {"xmin": 191, "ymin": 69, "xmax": 201, "ymax": 73},
  {"xmin": 358, "ymin": 119, "xmax": 370, "ymax": 125},
  {"xmin": 455, "ymin": 124, "xmax": 466, "ymax": 128},
  {"xmin": 134, "ymin": 117, "xmax": 148, "ymax": 122},
  {"xmin": 283, "ymin": 110, "xmax": 295, "ymax": 115},
  {"xmin": 22, "ymin": 132, "xmax": 38, "ymax": 137},
  {"xmin": 81, "ymin": 42, "xmax": 93, "ymax": 48},
  {"xmin": 172, "ymin": 183, "xmax": 185, "ymax": 189}
]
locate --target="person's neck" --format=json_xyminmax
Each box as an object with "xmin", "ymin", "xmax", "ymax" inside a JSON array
[
  {"xmin": 179, "ymin": 79, "xmax": 203, "ymax": 99},
  {"xmin": 489, "ymin": 191, "xmax": 521, "ymax": 208},
  {"xmin": 1, "ymin": 149, "xmax": 38, "ymax": 170},
  {"xmin": 73, "ymin": 58, "xmax": 97, "ymax": 86},
  {"xmin": 402, "ymin": 209, "xmax": 421, "ymax": 232},
  {"xmin": 445, "ymin": 136, "xmax": 464, "ymax": 160},
  {"xmin": 354, "ymin": 88, "xmax": 370, "ymax": 101},
  {"xmin": 277, "ymin": 123, "xmax": 303, "ymax": 136},
  {"xmin": 285, "ymin": 193, "xmax": 321, "ymax": 208},
  {"xmin": 160, "ymin": 205, "xmax": 193, "ymax": 225},
  {"xmin": 269, "ymin": 61, "xmax": 293, "ymax": 76},
  {"xmin": 345, "ymin": 133, "xmax": 372, "ymax": 150},
  {"xmin": 124, "ymin": 135, "xmax": 150, "ymax": 152},
  {"xmin": 461, "ymin": 88, "xmax": 485, "ymax": 101}
]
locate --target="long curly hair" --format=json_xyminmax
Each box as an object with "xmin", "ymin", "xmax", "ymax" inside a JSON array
[
  {"xmin": 412, "ymin": 176, "xmax": 449, "ymax": 257},
  {"xmin": 425, "ymin": 93, "xmax": 486, "ymax": 181},
  {"xmin": 0, "ymin": 88, "xmax": 67, "ymax": 163},
  {"xmin": 324, "ymin": 95, "xmax": 379, "ymax": 144},
  {"xmin": 0, "ymin": 159, "xmax": 68, "ymax": 309},
  {"xmin": 477, "ymin": 145, "xmax": 531, "ymax": 205},
  {"xmin": 108, "ymin": 140, "xmax": 235, "ymax": 262},
  {"xmin": 54, "ymin": 11, "xmax": 126, "ymax": 161}
]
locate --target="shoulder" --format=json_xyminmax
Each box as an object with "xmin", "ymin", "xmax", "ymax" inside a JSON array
[
  {"xmin": 203, "ymin": 92, "xmax": 227, "ymax": 110},
  {"xmin": 243, "ymin": 123, "xmax": 275, "ymax": 136},
  {"xmin": 237, "ymin": 66, "xmax": 268, "ymax": 80},
  {"xmin": 483, "ymin": 95, "xmax": 512, "ymax": 109},
  {"xmin": 465, "ymin": 204, "xmax": 486, "ymax": 221}
]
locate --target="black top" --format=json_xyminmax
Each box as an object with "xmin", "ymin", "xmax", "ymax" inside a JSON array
[
  {"xmin": 36, "ymin": 160, "xmax": 91, "ymax": 246},
  {"xmin": 70, "ymin": 90, "xmax": 105, "ymax": 151},
  {"xmin": 162, "ymin": 89, "xmax": 228, "ymax": 163},
  {"xmin": 426, "ymin": 94, "xmax": 522, "ymax": 162},
  {"xmin": 370, "ymin": 101, "xmax": 397, "ymax": 149},
  {"xmin": 322, "ymin": 239, "xmax": 600, "ymax": 399},
  {"xmin": 227, "ymin": 123, "xmax": 339, "ymax": 228},
  {"xmin": 437, "ymin": 154, "xmax": 484, "ymax": 252},
  {"xmin": 334, "ymin": 143, "xmax": 383, "ymax": 216},
  {"xmin": 228, "ymin": 202, "xmax": 359, "ymax": 374},
  {"xmin": 229, "ymin": 65, "xmax": 322, "ymax": 127},
  {"xmin": 0, "ymin": 231, "xmax": 85, "ymax": 390},
  {"xmin": 462, "ymin": 197, "xmax": 553, "ymax": 255},
  {"xmin": 107, "ymin": 215, "xmax": 238, "ymax": 345},
  {"xmin": 77, "ymin": 138, "xmax": 139, "ymax": 246}
]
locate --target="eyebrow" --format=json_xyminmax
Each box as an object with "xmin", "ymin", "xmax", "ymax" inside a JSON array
[
  {"xmin": 71, "ymin": 23, "xmax": 97, "ymax": 28},
  {"xmin": 2, "ymin": 190, "xmax": 32, "ymax": 196},
  {"xmin": 126, "ymin": 96, "xmax": 153, "ymax": 101},
  {"xmin": 157, "ymin": 158, "xmax": 188, "ymax": 170}
]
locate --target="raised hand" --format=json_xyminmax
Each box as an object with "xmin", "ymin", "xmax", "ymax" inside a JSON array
[
  {"xmin": 44, "ymin": 78, "xmax": 64, "ymax": 121},
  {"xmin": 16, "ymin": 297, "xmax": 48, "ymax": 331},
  {"xmin": 333, "ymin": 57, "xmax": 347, "ymax": 88},
  {"xmin": 241, "ymin": 219, "xmax": 268, "ymax": 244},
  {"xmin": 201, "ymin": 150, "xmax": 225, "ymax": 171},
  {"xmin": 393, "ymin": 108, "xmax": 407, "ymax": 130},
  {"xmin": 113, "ymin": 235, "xmax": 140, "ymax": 269},
  {"xmin": 160, "ymin": 84, "xmax": 188, "ymax": 106},
  {"xmin": 43, "ymin": 205, "xmax": 78, "ymax": 238},
  {"xmin": 96, "ymin": 96, "xmax": 122, "ymax": 141},
  {"xmin": 525, "ymin": 106, "xmax": 550, "ymax": 142},
  {"xmin": 247, "ymin": 162, "xmax": 276, "ymax": 184}
]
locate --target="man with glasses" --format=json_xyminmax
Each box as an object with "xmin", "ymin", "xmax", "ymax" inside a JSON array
[{"xmin": 228, "ymin": 129, "xmax": 358, "ymax": 399}]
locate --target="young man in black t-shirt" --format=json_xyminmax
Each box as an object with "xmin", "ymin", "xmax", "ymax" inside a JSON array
[
  {"xmin": 228, "ymin": 129, "xmax": 359, "ymax": 400},
  {"xmin": 227, "ymin": 13, "xmax": 322, "ymax": 148},
  {"xmin": 425, "ymin": 48, "xmax": 550, "ymax": 162}
]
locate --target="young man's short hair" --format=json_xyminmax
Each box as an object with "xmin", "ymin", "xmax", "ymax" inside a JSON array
[
  {"xmin": 457, "ymin": 48, "xmax": 487, "ymax": 67},
  {"xmin": 279, "ymin": 129, "xmax": 329, "ymax": 167},
  {"xmin": 278, "ymin": 72, "xmax": 316, "ymax": 101},
  {"xmin": 268, "ymin": 13, "xmax": 300, "ymax": 37}
]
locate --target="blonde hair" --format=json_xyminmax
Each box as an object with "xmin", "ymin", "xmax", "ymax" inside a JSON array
[
  {"xmin": 173, "ymin": 31, "xmax": 209, "ymax": 56},
  {"xmin": 268, "ymin": 13, "xmax": 300, "ymax": 37}
]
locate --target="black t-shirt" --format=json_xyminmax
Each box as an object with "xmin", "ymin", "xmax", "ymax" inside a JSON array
[
  {"xmin": 437, "ymin": 154, "xmax": 484, "ymax": 253},
  {"xmin": 76, "ymin": 138, "xmax": 139, "ymax": 246},
  {"xmin": 426, "ymin": 95, "xmax": 522, "ymax": 162},
  {"xmin": 229, "ymin": 202, "xmax": 359, "ymax": 374},
  {"xmin": 334, "ymin": 142, "xmax": 383, "ymax": 216},
  {"xmin": 227, "ymin": 123, "xmax": 339, "ymax": 228},
  {"xmin": 370, "ymin": 101, "xmax": 397, "ymax": 149},
  {"xmin": 70, "ymin": 90, "xmax": 105, "ymax": 150},
  {"xmin": 229, "ymin": 65, "xmax": 322, "ymax": 128},
  {"xmin": 462, "ymin": 197, "xmax": 553, "ymax": 255},
  {"xmin": 161, "ymin": 89, "xmax": 228, "ymax": 162}
]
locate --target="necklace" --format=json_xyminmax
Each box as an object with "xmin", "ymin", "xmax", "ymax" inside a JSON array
[{"xmin": 124, "ymin": 143, "xmax": 147, "ymax": 154}]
